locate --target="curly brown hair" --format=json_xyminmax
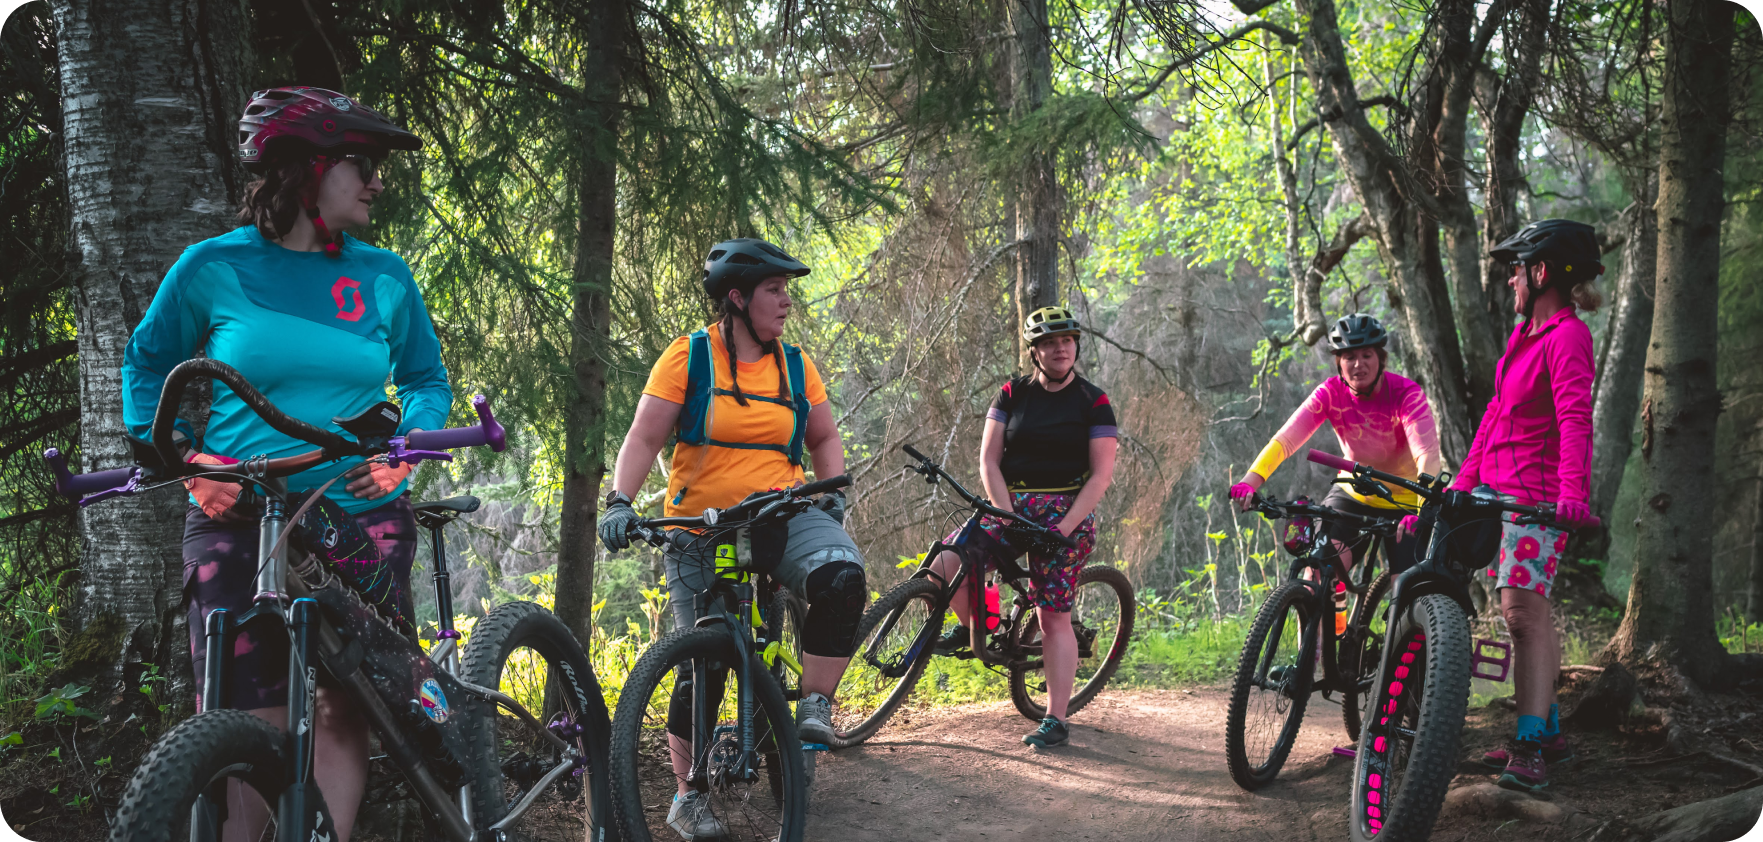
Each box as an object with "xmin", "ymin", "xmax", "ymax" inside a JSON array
[{"xmin": 236, "ymin": 157, "xmax": 313, "ymax": 241}]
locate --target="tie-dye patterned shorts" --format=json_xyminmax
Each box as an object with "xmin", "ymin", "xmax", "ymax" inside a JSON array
[
  {"xmin": 183, "ymin": 494, "xmax": 418, "ymax": 710},
  {"xmin": 943, "ymin": 492, "xmax": 1096, "ymax": 612}
]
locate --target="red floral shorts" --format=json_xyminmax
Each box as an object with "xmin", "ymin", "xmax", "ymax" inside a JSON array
[{"xmin": 1486, "ymin": 512, "xmax": 1568, "ymax": 599}]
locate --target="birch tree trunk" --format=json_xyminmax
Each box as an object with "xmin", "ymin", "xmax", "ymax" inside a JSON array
[
  {"xmin": 52, "ymin": 0, "xmax": 251, "ymax": 700},
  {"xmin": 1291, "ymin": 0, "xmax": 1476, "ymax": 465},
  {"xmin": 1010, "ymin": 0, "xmax": 1061, "ymax": 370},
  {"xmin": 1605, "ymin": 0, "xmax": 1734, "ymax": 688},
  {"xmin": 553, "ymin": 0, "xmax": 629, "ymax": 648}
]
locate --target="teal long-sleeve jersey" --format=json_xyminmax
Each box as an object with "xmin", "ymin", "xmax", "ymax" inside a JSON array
[{"xmin": 122, "ymin": 226, "xmax": 452, "ymax": 515}]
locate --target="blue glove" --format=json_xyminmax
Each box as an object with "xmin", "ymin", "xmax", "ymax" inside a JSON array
[
  {"xmin": 598, "ymin": 502, "xmax": 640, "ymax": 551},
  {"xmin": 817, "ymin": 490, "xmax": 847, "ymax": 525}
]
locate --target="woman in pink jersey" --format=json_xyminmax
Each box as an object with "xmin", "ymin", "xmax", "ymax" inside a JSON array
[
  {"xmin": 1231, "ymin": 314, "xmax": 1442, "ymax": 575},
  {"xmin": 1454, "ymin": 219, "xmax": 1602, "ymax": 793}
]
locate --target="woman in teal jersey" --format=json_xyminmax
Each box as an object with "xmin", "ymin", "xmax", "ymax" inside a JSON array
[{"xmin": 121, "ymin": 87, "xmax": 449, "ymax": 842}]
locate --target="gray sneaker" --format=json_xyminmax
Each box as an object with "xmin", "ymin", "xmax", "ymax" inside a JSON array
[
  {"xmin": 796, "ymin": 691, "xmax": 835, "ymax": 746},
  {"xmin": 666, "ymin": 789, "xmax": 726, "ymax": 840}
]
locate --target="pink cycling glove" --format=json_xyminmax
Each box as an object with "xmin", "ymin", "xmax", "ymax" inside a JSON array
[
  {"xmin": 1555, "ymin": 499, "xmax": 1594, "ymax": 529},
  {"xmin": 1229, "ymin": 483, "xmax": 1256, "ymax": 501},
  {"xmin": 1398, "ymin": 514, "xmax": 1420, "ymax": 540}
]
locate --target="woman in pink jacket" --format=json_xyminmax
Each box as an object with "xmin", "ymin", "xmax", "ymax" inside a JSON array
[{"xmin": 1454, "ymin": 219, "xmax": 1604, "ymax": 792}]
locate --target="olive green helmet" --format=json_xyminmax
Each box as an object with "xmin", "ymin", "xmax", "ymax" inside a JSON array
[{"xmin": 1023, "ymin": 305, "xmax": 1081, "ymax": 343}]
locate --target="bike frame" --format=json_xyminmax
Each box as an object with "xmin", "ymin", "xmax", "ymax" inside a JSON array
[{"xmin": 187, "ymin": 476, "xmax": 591, "ymax": 842}]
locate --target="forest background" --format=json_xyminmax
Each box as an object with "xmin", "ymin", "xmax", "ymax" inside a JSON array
[{"xmin": 3, "ymin": 0, "xmax": 1763, "ymax": 775}]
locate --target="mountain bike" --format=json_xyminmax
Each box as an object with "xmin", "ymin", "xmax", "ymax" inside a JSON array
[
  {"xmin": 608, "ymin": 475, "xmax": 850, "ymax": 842},
  {"xmin": 1224, "ymin": 493, "xmax": 1398, "ymax": 790},
  {"xmin": 826, "ymin": 444, "xmax": 1134, "ymax": 747},
  {"xmin": 1300, "ymin": 450, "xmax": 1577, "ymax": 842},
  {"xmin": 47, "ymin": 359, "xmax": 613, "ymax": 842}
]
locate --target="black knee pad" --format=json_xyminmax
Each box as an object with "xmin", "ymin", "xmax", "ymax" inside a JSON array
[{"xmin": 802, "ymin": 561, "xmax": 866, "ymax": 658}]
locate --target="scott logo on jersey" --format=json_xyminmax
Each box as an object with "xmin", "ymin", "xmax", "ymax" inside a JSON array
[{"xmin": 331, "ymin": 276, "xmax": 365, "ymax": 321}]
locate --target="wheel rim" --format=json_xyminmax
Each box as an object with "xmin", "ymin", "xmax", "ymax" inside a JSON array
[
  {"xmin": 832, "ymin": 589, "xmax": 937, "ymax": 737},
  {"xmin": 1240, "ymin": 597, "xmax": 1307, "ymax": 773},
  {"xmin": 1014, "ymin": 573, "xmax": 1130, "ymax": 714},
  {"xmin": 628, "ymin": 652, "xmax": 794, "ymax": 841},
  {"xmin": 492, "ymin": 644, "xmax": 595, "ymax": 818},
  {"xmin": 1357, "ymin": 628, "xmax": 1425, "ymax": 836}
]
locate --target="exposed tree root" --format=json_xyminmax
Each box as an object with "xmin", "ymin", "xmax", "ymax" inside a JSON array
[{"xmin": 1625, "ymin": 785, "xmax": 1763, "ymax": 842}]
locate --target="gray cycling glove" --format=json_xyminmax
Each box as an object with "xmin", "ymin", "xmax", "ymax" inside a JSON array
[{"xmin": 598, "ymin": 501, "xmax": 640, "ymax": 551}]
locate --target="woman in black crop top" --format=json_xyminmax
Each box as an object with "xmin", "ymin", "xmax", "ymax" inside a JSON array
[{"xmin": 928, "ymin": 306, "xmax": 1118, "ymax": 748}]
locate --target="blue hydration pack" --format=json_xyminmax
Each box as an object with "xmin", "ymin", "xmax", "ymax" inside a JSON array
[{"xmin": 676, "ymin": 327, "xmax": 810, "ymax": 466}]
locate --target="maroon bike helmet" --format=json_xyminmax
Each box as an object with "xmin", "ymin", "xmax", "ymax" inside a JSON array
[
  {"xmin": 238, "ymin": 87, "xmax": 420, "ymax": 172},
  {"xmin": 237, "ymin": 87, "xmax": 420, "ymax": 256}
]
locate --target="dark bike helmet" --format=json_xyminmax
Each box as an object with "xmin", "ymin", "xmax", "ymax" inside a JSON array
[
  {"xmin": 238, "ymin": 87, "xmax": 421, "ymax": 173},
  {"xmin": 1490, "ymin": 219, "xmax": 1604, "ymax": 287},
  {"xmin": 1327, "ymin": 313, "xmax": 1388, "ymax": 352},
  {"xmin": 702, "ymin": 238, "xmax": 811, "ymax": 301},
  {"xmin": 1023, "ymin": 305, "xmax": 1082, "ymax": 344}
]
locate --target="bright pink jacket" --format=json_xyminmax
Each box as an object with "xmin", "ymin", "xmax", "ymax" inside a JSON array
[{"xmin": 1453, "ymin": 307, "xmax": 1595, "ymax": 506}]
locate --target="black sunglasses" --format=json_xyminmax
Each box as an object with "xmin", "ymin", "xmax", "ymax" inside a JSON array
[{"xmin": 335, "ymin": 153, "xmax": 380, "ymax": 183}]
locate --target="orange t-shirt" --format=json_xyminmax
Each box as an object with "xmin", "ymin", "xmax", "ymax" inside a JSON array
[{"xmin": 643, "ymin": 326, "xmax": 828, "ymax": 517}]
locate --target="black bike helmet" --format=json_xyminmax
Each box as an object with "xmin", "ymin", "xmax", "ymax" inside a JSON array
[
  {"xmin": 1327, "ymin": 313, "xmax": 1388, "ymax": 352},
  {"xmin": 702, "ymin": 238, "xmax": 810, "ymax": 301},
  {"xmin": 1490, "ymin": 219, "xmax": 1604, "ymax": 287}
]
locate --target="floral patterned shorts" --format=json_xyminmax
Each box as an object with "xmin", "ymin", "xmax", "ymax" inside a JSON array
[
  {"xmin": 943, "ymin": 492, "xmax": 1096, "ymax": 612},
  {"xmin": 1486, "ymin": 511, "xmax": 1569, "ymax": 599}
]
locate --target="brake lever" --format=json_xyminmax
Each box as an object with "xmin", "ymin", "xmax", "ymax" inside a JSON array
[
  {"xmin": 384, "ymin": 438, "xmax": 454, "ymax": 469},
  {"xmin": 77, "ymin": 470, "xmax": 145, "ymax": 508}
]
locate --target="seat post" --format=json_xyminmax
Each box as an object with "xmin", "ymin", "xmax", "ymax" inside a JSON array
[{"xmin": 430, "ymin": 521, "xmax": 458, "ymax": 641}]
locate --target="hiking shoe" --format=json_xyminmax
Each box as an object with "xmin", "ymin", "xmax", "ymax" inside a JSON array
[
  {"xmin": 1482, "ymin": 733, "xmax": 1573, "ymax": 768},
  {"xmin": 666, "ymin": 789, "xmax": 726, "ymax": 840},
  {"xmin": 931, "ymin": 625, "xmax": 971, "ymax": 656},
  {"xmin": 1495, "ymin": 739, "xmax": 1549, "ymax": 792},
  {"xmin": 1023, "ymin": 716, "xmax": 1069, "ymax": 749},
  {"xmin": 796, "ymin": 692, "xmax": 835, "ymax": 746}
]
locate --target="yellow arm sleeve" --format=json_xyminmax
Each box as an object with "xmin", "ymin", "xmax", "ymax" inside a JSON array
[{"xmin": 1247, "ymin": 440, "xmax": 1287, "ymax": 482}]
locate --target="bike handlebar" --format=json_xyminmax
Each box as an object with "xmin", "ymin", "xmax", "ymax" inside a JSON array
[
  {"xmin": 1302, "ymin": 448, "xmax": 1600, "ymax": 529},
  {"xmin": 627, "ymin": 475, "xmax": 852, "ymax": 545},
  {"xmin": 45, "ymin": 360, "xmax": 506, "ymax": 506},
  {"xmin": 898, "ymin": 443, "xmax": 1079, "ymax": 550},
  {"xmin": 1305, "ymin": 449, "xmax": 1355, "ymax": 473},
  {"xmin": 1251, "ymin": 493, "xmax": 1397, "ymax": 533},
  {"xmin": 45, "ymin": 450, "xmax": 135, "ymax": 497},
  {"xmin": 405, "ymin": 394, "xmax": 507, "ymax": 452}
]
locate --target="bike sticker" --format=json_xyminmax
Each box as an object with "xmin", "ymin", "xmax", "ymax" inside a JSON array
[{"xmin": 419, "ymin": 678, "xmax": 450, "ymax": 724}]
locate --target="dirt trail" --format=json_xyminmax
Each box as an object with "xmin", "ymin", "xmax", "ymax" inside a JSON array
[{"xmin": 809, "ymin": 688, "xmax": 1355, "ymax": 842}]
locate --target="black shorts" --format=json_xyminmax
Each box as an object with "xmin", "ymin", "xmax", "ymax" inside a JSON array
[
  {"xmin": 1318, "ymin": 487, "xmax": 1421, "ymax": 575},
  {"xmin": 182, "ymin": 495, "xmax": 417, "ymax": 710}
]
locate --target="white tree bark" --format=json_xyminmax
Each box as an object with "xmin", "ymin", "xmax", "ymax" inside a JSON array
[{"xmin": 52, "ymin": 0, "xmax": 252, "ymax": 698}]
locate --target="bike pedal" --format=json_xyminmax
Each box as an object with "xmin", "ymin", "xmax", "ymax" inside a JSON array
[
  {"xmin": 1470, "ymin": 638, "xmax": 1512, "ymax": 682},
  {"xmin": 783, "ymin": 689, "xmax": 800, "ymax": 702}
]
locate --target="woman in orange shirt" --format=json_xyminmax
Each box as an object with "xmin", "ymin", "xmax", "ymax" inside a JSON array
[{"xmin": 597, "ymin": 238, "xmax": 863, "ymax": 839}]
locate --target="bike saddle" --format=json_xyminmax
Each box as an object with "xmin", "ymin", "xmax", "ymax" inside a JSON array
[{"xmin": 413, "ymin": 495, "xmax": 480, "ymax": 529}]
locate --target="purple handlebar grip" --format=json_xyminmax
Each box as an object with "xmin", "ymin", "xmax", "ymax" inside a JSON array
[
  {"xmin": 1306, "ymin": 449, "xmax": 1356, "ymax": 473},
  {"xmin": 404, "ymin": 425, "xmax": 488, "ymax": 450},
  {"xmin": 472, "ymin": 394, "xmax": 506, "ymax": 452},
  {"xmin": 44, "ymin": 448, "xmax": 137, "ymax": 497},
  {"xmin": 401, "ymin": 395, "xmax": 505, "ymax": 453}
]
